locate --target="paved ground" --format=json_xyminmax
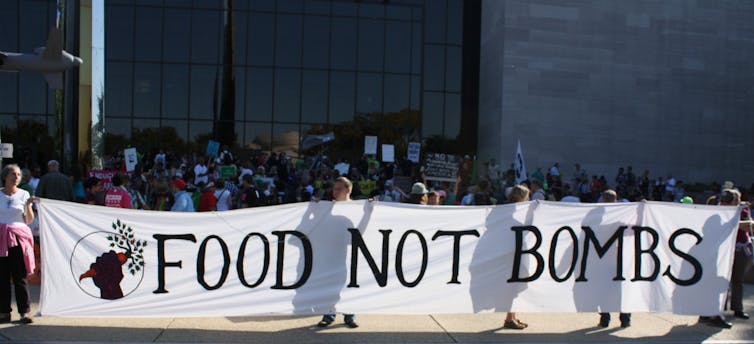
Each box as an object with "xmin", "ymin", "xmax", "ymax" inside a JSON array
[{"xmin": 1, "ymin": 285, "xmax": 753, "ymax": 343}]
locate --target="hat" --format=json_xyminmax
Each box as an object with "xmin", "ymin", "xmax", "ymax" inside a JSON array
[
  {"xmin": 680, "ymin": 196, "xmax": 693, "ymax": 204},
  {"xmin": 723, "ymin": 181, "xmax": 735, "ymax": 190},
  {"xmin": 385, "ymin": 180, "xmax": 393, "ymax": 187},
  {"xmin": 171, "ymin": 179, "xmax": 186, "ymax": 190},
  {"xmin": 410, "ymin": 182, "xmax": 429, "ymax": 195},
  {"xmin": 437, "ymin": 190, "xmax": 447, "ymax": 198},
  {"xmin": 741, "ymin": 208, "xmax": 754, "ymax": 225}
]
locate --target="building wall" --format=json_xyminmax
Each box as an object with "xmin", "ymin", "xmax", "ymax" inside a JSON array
[{"xmin": 480, "ymin": 0, "xmax": 754, "ymax": 186}]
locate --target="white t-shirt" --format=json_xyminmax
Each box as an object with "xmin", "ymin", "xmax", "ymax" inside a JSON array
[
  {"xmin": 194, "ymin": 164, "xmax": 209, "ymax": 185},
  {"xmin": 214, "ymin": 188, "xmax": 232, "ymax": 211},
  {"xmin": 0, "ymin": 188, "xmax": 30, "ymax": 226}
]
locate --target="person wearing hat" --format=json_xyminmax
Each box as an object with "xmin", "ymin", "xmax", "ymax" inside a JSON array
[
  {"xmin": 406, "ymin": 182, "xmax": 429, "ymax": 205},
  {"xmin": 170, "ymin": 178, "xmax": 194, "ymax": 212},
  {"xmin": 680, "ymin": 196, "xmax": 694, "ymax": 204}
]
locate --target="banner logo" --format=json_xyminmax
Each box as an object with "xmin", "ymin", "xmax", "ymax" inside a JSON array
[{"xmin": 71, "ymin": 219, "xmax": 147, "ymax": 300}]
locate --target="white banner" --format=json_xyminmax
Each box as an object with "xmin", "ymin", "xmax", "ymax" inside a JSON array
[{"xmin": 38, "ymin": 199, "xmax": 739, "ymax": 317}]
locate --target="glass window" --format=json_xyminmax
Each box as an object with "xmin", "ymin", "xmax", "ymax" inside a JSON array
[
  {"xmin": 189, "ymin": 65, "xmax": 217, "ymax": 120},
  {"xmin": 19, "ymin": 74, "xmax": 46, "ymax": 114},
  {"xmin": 385, "ymin": 21, "xmax": 411, "ymax": 74},
  {"xmin": 357, "ymin": 72, "xmax": 382, "ymax": 114},
  {"xmin": 410, "ymin": 75, "xmax": 420, "ymax": 110},
  {"xmin": 446, "ymin": 0, "xmax": 463, "ymax": 45},
  {"xmin": 330, "ymin": 18, "xmax": 357, "ymax": 70},
  {"xmin": 412, "ymin": 7, "xmax": 423, "ymax": 21},
  {"xmin": 106, "ymin": 117, "xmax": 131, "ymax": 138},
  {"xmin": 329, "ymin": 71, "xmax": 355, "ymax": 123},
  {"xmin": 191, "ymin": 9, "xmax": 221, "ymax": 64},
  {"xmin": 0, "ymin": 74, "xmax": 18, "ymax": 113},
  {"xmin": 411, "ymin": 23, "xmax": 422, "ymax": 74},
  {"xmin": 331, "ymin": 2, "xmax": 357, "ymax": 16},
  {"xmin": 301, "ymin": 70, "xmax": 328, "ymax": 123},
  {"xmin": 161, "ymin": 120, "xmax": 189, "ymax": 142},
  {"xmin": 422, "ymin": 92, "xmax": 444, "ymax": 137},
  {"xmin": 246, "ymin": 122, "xmax": 272, "ymax": 149},
  {"xmin": 192, "ymin": 0, "xmax": 222, "ymax": 9},
  {"xmin": 0, "ymin": 2, "xmax": 19, "ymax": 51},
  {"xmin": 358, "ymin": 19, "xmax": 384, "ymax": 72},
  {"xmin": 424, "ymin": 0, "xmax": 446, "ymax": 44},
  {"xmin": 250, "ymin": 0, "xmax": 275, "ymax": 11},
  {"xmin": 303, "ymin": 16, "xmax": 330, "ymax": 69},
  {"xmin": 384, "ymin": 74, "xmax": 409, "ymax": 113},
  {"xmin": 106, "ymin": 62, "xmax": 133, "ymax": 116},
  {"xmin": 275, "ymin": 14, "xmax": 302, "ymax": 68},
  {"xmin": 249, "ymin": 12, "xmax": 275, "ymax": 66},
  {"xmin": 133, "ymin": 7, "xmax": 162, "ymax": 62},
  {"xmin": 19, "ymin": 1, "xmax": 48, "ymax": 52},
  {"xmin": 272, "ymin": 123, "xmax": 300, "ymax": 153},
  {"xmin": 233, "ymin": 11, "xmax": 248, "ymax": 66},
  {"xmin": 444, "ymin": 93, "xmax": 460, "ymax": 138},
  {"xmin": 246, "ymin": 67, "xmax": 273, "ymax": 121},
  {"xmin": 133, "ymin": 63, "xmax": 161, "ymax": 116},
  {"xmin": 105, "ymin": 5, "xmax": 134, "ymax": 60},
  {"xmin": 163, "ymin": 9, "xmax": 191, "ymax": 63},
  {"xmin": 424, "ymin": 45, "xmax": 445, "ymax": 91},
  {"xmin": 277, "ymin": 0, "xmax": 303, "ymax": 13},
  {"xmin": 164, "ymin": 0, "xmax": 192, "ymax": 7},
  {"xmin": 386, "ymin": 6, "xmax": 411, "ymax": 20},
  {"xmin": 0, "ymin": 115, "xmax": 17, "ymax": 132},
  {"xmin": 445, "ymin": 46, "xmax": 461, "ymax": 92},
  {"xmin": 189, "ymin": 120, "xmax": 213, "ymax": 142},
  {"xmin": 359, "ymin": 3, "xmax": 384, "ymax": 18},
  {"xmin": 162, "ymin": 64, "xmax": 189, "ymax": 119},
  {"xmin": 132, "ymin": 118, "xmax": 159, "ymax": 131},
  {"xmin": 305, "ymin": 1, "xmax": 330, "ymax": 15},
  {"xmin": 274, "ymin": 68, "xmax": 301, "ymax": 122}
]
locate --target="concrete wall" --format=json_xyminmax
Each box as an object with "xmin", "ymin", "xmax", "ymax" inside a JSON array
[{"xmin": 479, "ymin": 0, "xmax": 754, "ymax": 187}]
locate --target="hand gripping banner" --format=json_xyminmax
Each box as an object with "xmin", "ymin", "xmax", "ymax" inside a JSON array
[{"xmin": 37, "ymin": 199, "xmax": 739, "ymax": 317}]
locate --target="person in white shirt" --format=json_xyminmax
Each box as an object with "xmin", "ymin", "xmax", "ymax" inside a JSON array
[
  {"xmin": 194, "ymin": 157, "xmax": 209, "ymax": 186},
  {"xmin": 213, "ymin": 179, "xmax": 232, "ymax": 211}
]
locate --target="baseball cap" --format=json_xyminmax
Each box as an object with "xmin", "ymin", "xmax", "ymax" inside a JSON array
[
  {"xmin": 410, "ymin": 182, "xmax": 429, "ymax": 195},
  {"xmin": 171, "ymin": 179, "xmax": 187, "ymax": 190},
  {"xmin": 680, "ymin": 196, "xmax": 693, "ymax": 204}
]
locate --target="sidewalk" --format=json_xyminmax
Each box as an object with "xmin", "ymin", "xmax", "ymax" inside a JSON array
[{"xmin": 1, "ymin": 285, "xmax": 753, "ymax": 343}]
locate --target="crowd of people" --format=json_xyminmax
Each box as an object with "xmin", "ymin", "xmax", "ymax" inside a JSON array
[{"xmin": 1, "ymin": 147, "xmax": 751, "ymax": 329}]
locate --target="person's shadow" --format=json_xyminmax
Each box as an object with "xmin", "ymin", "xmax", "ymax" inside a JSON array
[
  {"xmin": 469, "ymin": 201, "xmax": 535, "ymax": 313},
  {"xmin": 672, "ymin": 214, "xmax": 735, "ymax": 316},
  {"xmin": 291, "ymin": 200, "xmax": 374, "ymax": 317}
]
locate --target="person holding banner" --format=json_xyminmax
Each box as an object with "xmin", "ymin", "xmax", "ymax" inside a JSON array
[
  {"xmin": 502, "ymin": 184, "xmax": 529, "ymax": 330},
  {"xmin": 723, "ymin": 189, "xmax": 752, "ymax": 321},
  {"xmin": 598, "ymin": 189, "xmax": 632, "ymax": 328},
  {"xmin": 0, "ymin": 164, "xmax": 36, "ymax": 324},
  {"xmin": 317, "ymin": 176, "xmax": 359, "ymax": 329}
]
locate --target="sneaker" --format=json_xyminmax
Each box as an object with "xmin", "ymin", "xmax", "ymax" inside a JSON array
[
  {"xmin": 18, "ymin": 316, "xmax": 32, "ymax": 324},
  {"xmin": 734, "ymin": 311, "xmax": 750, "ymax": 320},
  {"xmin": 345, "ymin": 320, "xmax": 359, "ymax": 328},
  {"xmin": 707, "ymin": 316, "xmax": 733, "ymax": 329},
  {"xmin": 503, "ymin": 319, "xmax": 526, "ymax": 330},
  {"xmin": 316, "ymin": 320, "xmax": 333, "ymax": 328}
]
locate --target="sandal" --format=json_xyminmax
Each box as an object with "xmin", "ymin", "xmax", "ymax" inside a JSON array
[{"xmin": 503, "ymin": 319, "xmax": 526, "ymax": 330}]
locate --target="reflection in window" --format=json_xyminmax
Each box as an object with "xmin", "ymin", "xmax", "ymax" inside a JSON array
[
  {"xmin": 303, "ymin": 16, "xmax": 330, "ymax": 69},
  {"xmin": 358, "ymin": 19, "xmax": 384, "ymax": 72},
  {"xmin": 412, "ymin": 23, "xmax": 422, "ymax": 73},
  {"xmin": 19, "ymin": 74, "xmax": 46, "ymax": 114},
  {"xmin": 385, "ymin": 21, "xmax": 411, "ymax": 74},
  {"xmin": 164, "ymin": 0, "xmax": 192, "ymax": 7},
  {"xmin": 445, "ymin": 46, "xmax": 462, "ymax": 92},
  {"xmin": 19, "ymin": 1, "xmax": 48, "ymax": 52},
  {"xmin": 301, "ymin": 70, "xmax": 328, "ymax": 123},
  {"xmin": 133, "ymin": 63, "xmax": 161, "ymax": 116},
  {"xmin": 386, "ymin": 5, "xmax": 411, "ymax": 20},
  {"xmin": 249, "ymin": 12, "xmax": 275, "ymax": 66},
  {"xmin": 423, "ymin": 45, "xmax": 445, "ymax": 91},
  {"xmin": 276, "ymin": 14, "xmax": 303, "ymax": 68},
  {"xmin": 331, "ymin": 2, "xmax": 357, "ymax": 16},
  {"xmin": 277, "ymin": 0, "xmax": 304, "ymax": 13},
  {"xmin": 274, "ymin": 69, "xmax": 301, "ymax": 123},
  {"xmin": 235, "ymin": 68, "xmax": 246, "ymax": 122},
  {"xmin": 246, "ymin": 68, "xmax": 273, "ymax": 121},
  {"xmin": 162, "ymin": 64, "xmax": 189, "ymax": 119},
  {"xmin": 132, "ymin": 118, "xmax": 159, "ymax": 132},
  {"xmin": 411, "ymin": 75, "xmax": 420, "ymax": 110},
  {"xmin": 189, "ymin": 120, "xmax": 213, "ymax": 142},
  {"xmin": 163, "ymin": 9, "xmax": 191, "ymax": 63},
  {"xmin": 191, "ymin": 9, "xmax": 220, "ymax": 64},
  {"xmin": 305, "ymin": 1, "xmax": 330, "ymax": 15},
  {"xmin": 331, "ymin": 18, "xmax": 357, "ymax": 70},
  {"xmin": 0, "ymin": 2, "xmax": 19, "ymax": 51},
  {"xmin": 422, "ymin": 92, "xmax": 444, "ymax": 137},
  {"xmin": 0, "ymin": 74, "xmax": 18, "ymax": 113},
  {"xmin": 446, "ymin": 0, "xmax": 463, "ymax": 44},
  {"xmin": 444, "ymin": 93, "xmax": 460, "ymax": 138},
  {"xmin": 234, "ymin": 11, "xmax": 248, "ymax": 65},
  {"xmin": 106, "ymin": 62, "xmax": 133, "ymax": 116},
  {"xmin": 357, "ymin": 72, "xmax": 382, "ymax": 114},
  {"xmin": 272, "ymin": 123, "xmax": 300, "ymax": 154},
  {"xmin": 359, "ymin": 3, "xmax": 384, "ymax": 18},
  {"xmin": 245, "ymin": 122, "xmax": 272, "ymax": 150},
  {"xmin": 161, "ymin": 120, "xmax": 189, "ymax": 142},
  {"xmin": 384, "ymin": 74, "xmax": 409, "ymax": 113},
  {"xmin": 190, "ymin": 65, "xmax": 217, "ymax": 120},
  {"xmin": 105, "ymin": 117, "xmax": 131, "ymax": 138},
  {"xmin": 329, "ymin": 71, "xmax": 355, "ymax": 123},
  {"xmin": 134, "ymin": 7, "xmax": 162, "ymax": 62},
  {"xmin": 192, "ymin": 0, "xmax": 222, "ymax": 9},
  {"xmin": 250, "ymin": 0, "xmax": 275, "ymax": 12},
  {"xmin": 105, "ymin": 5, "xmax": 134, "ymax": 60}
]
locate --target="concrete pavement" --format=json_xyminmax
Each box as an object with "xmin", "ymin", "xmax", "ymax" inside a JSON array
[{"xmin": 1, "ymin": 285, "xmax": 753, "ymax": 343}]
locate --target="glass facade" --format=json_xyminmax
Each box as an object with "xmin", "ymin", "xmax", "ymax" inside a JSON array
[{"xmin": 1, "ymin": 0, "xmax": 477, "ymax": 165}]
